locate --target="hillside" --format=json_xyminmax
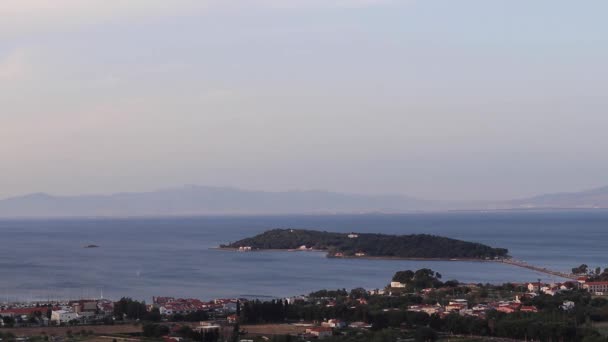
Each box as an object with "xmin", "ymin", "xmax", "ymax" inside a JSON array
[
  {"xmin": 221, "ymin": 229, "xmax": 509, "ymax": 260},
  {"xmin": 1, "ymin": 185, "xmax": 608, "ymax": 218},
  {"xmin": 505, "ymin": 186, "xmax": 608, "ymax": 209}
]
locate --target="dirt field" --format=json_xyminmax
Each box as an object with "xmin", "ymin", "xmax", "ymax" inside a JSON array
[
  {"xmin": 241, "ymin": 324, "xmax": 307, "ymax": 336},
  {"xmin": 593, "ymin": 321, "xmax": 608, "ymax": 337},
  {"xmin": 0, "ymin": 324, "xmax": 142, "ymax": 337}
]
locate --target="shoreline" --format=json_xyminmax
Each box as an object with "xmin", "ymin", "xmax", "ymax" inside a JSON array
[
  {"xmin": 212, "ymin": 247, "xmax": 501, "ymax": 262},
  {"xmin": 213, "ymin": 247, "xmax": 574, "ymax": 279}
]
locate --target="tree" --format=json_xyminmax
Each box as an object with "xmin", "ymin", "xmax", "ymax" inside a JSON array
[
  {"xmin": 144, "ymin": 308, "xmax": 161, "ymax": 322},
  {"xmin": 349, "ymin": 288, "xmax": 369, "ymax": 300},
  {"xmin": 393, "ymin": 270, "xmax": 414, "ymax": 283},
  {"xmin": 415, "ymin": 327, "xmax": 438, "ymax": 342},
  {"xmin": 2, "ymin": 316, "xmax": 15, "ymax": 327},
  {"xmin": 114, "ymin": 297, "xmax": 147, "ymax": 320},
  {"xmin": 572, "ymin": 264, "xmax": 589, "ymax": 275},
  {"xmin": 142, "ymin": 323, "xmax": 169, "ymax": 338}
]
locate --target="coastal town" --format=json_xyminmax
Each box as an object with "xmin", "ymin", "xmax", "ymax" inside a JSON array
[{"xmin": 2, "ymin": 267, "xmax": 608, "ymax": 342}]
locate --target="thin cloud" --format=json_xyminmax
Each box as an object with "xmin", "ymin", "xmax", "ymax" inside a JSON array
[
  {"xmin": 0, "ymin": 0, "xmax": 395, "ymax": 37},
  {"xmin": 0, "ymin": 49, "xmax": 30, "ymax": 81}
]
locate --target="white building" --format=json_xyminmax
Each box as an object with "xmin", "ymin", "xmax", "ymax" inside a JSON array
[
  {"xmin": 306, "ymin": 327, "xmax": 333, "ymax": 339},
  {"xmin": 583, "ymin": 282, "xmax": 608, "ymax": 295},
  {"xmin": 321, "ymin": 319, "xmax": 347, "ymax": 328},
  {"xmin": 561, "ymin": 301, "xmax": 575, "ymax": 311},
  {"xmin": 527, "ymin": 283, "xmax": 541, "ymax": 292},
  {"xmin": 390, "ymin": 282, "xmax": 406, "ymax": 288},
  {"xmin": 51, "ymin": 310, "xmax": 80, "ymax": 324}
]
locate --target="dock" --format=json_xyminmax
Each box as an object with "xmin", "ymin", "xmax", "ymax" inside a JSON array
[{"xmin": 500, "ymin": 259, "xmax": 577, "ymax": 280}]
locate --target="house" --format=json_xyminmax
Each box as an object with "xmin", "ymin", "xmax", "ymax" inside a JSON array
[
  {"xmin": 221, "ymin": 302, "xmax": 238, "ymax": 313},
  {"xmin": 368, "ymin": 289, "xmax": 384, "ymax": 295},
  {"xmin": 306, "ymin": 327, "xmax": 333, "ymax": 339},
  {"xmin": 349, "ymin": 322, "xmax": 371, "ymax": 329},
  {"xmin": 158, "ymin": 298, "xmax": 211, "ymax": 315},
  {"xmin": 496, "ymin": 306, "xmax": 516, "ymax": 314},
  {"xmin": 449, "ymin": 299, "xmax": 468, "ymax": 306},
  {"xmin": 390, "ymin": 282, "xmax": 406, "ymax": 288},
  {"xmin": 527, "ymin": 282, "xmax": 542, "ymax": 292},
  {"xmin": 153, "ymin": 297, "xmax": 176, "ymax": 306},
  {"xmin": 71, "ymin": 300, "xmax": 98, "ymax": 313},
  {"xmin": 354, "ymin": 252, "xmax": 366, "ymax": 257},
  {"xmin": 195, "ymin": 322, "xmax": 221, "ymax": 334},
  {"xmin": 284, "ymin": 296, "xmax": 308, "ymax": 305},
  {"xmin": 408, "ymin": 304, "xmax": 443, "ymax": 315},
  {"xmin": 472, "ymin": 304, "xmax": 488, "ymax": 313},
  {"xmin": 347, "ymin": 233, "xmax": 359, "ymax": 239},
  {"xmin": 50, "ymin": 310, "xmax": 80, "ymax": 324},
  {"xmin": 227, "ymin": 314, "xmax": 238, "ymax": 324},
  {"xmin": 583, "ymin": 282, "xmax": 608, "ymax": 294},
  {"xmin": 491, "ymin": 301, "xmax": 520, "ymax": 314},
  {"xmin": 445, "ymin": 299, "xmax": 468, "ymax": 313},
  {"xmin": 520, "ymin": 306, "xmax": 538, "ymax": 313},
  {"xmin": 0, "ymin": 307, "xmax": 54, "ymax": 318},
  {"xmin": 561, "ymin": 301, "xmax": 575, "ymax": 311},
  {"xmin": 541, "ymin": 286, "xmax": 559, "ymax": 296},
  {"xmin": 97, "ymin": 299, "xmax": 114, "ymax": 314},
  {"xmin": 321, "ymin": 319, "xmax": 347, "ymax": 328}
]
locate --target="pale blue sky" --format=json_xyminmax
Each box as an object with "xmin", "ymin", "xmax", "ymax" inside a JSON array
[{"xmin": 1, "ymin": 0, "xmax": 607, "ymax": 200}]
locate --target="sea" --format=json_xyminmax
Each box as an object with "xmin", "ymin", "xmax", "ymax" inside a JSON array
[{"xmin": 0, "ymin": 211, "xmax": 606, "ymax": 303}]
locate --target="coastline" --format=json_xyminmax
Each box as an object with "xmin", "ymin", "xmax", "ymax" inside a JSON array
[
  {"xmin": 213, "ymin": 247, "xmax": 574, "ymax": 279},
  {"xmin": 212, "ymin": 247, "xmax": 500, "ymax": 262}
]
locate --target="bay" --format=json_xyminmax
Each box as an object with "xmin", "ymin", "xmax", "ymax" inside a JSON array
[{"xmin": 0, "ymin": 211, "xmax": 606, "ymax": 302}]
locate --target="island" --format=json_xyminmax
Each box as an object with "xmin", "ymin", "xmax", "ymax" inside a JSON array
[
  {"xmin": 83, "ymin": 244, "xmax": 99, "ymax": 248},
  {"xmin": 220, "ymin": 229, "xmax": 509, "ymax": 260}
]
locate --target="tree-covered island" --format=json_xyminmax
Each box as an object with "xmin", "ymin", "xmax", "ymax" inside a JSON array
[{"xmin": 220, "ymin": 229, "xmax": 509, "ymax": 260}]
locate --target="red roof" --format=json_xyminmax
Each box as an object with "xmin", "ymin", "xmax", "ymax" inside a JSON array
[
  {"xmin": 586, "ymin": 282, "xmax": 608, "ymax": 286},
  {"xmin": 520, "ymin": 306, "xmax": 538, "ymax": 312},
  {"xmin": 0, "ymin": 307, "xmax": 56, "ymax": 315},
  {"xmin": 309, "ymin": 327, "xmax": 333, "ymax": 332}
]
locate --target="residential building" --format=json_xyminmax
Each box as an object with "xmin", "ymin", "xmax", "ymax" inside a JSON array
[
  {"xmin": 321, "ymin": 319, "xmax": 347, "ymax": 328},
  {"xmin": 306, "ymin": 327, "xmax": 333, "ymax": 339},
  {"xmin": 583, "ymin": 282, "xmax": 608, "ymax": 294},
  {"xmin": 561, "ymin": 301, "xmax": 575, "ymax": 311},
  {"xmin": 50, "ymin": 310, "xmax": 80, "ymax": 324}
]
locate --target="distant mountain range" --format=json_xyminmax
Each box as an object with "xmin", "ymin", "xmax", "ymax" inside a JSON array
[{"xmin": 0, "ymin": 185, "xmax": 607, "ymax": 218}]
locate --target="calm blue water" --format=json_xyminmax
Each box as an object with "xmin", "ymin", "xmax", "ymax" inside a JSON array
[{"xmin": 0, "ymin": 211, "xmax": 606, "ymax": 302}]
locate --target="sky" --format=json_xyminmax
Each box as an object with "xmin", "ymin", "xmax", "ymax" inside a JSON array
[{"xmin": 1, "ymin": 0, "xmax": 608, "ymax": 201}]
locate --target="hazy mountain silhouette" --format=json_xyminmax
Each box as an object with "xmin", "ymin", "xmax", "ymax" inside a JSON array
[
  {"xmin": 504, "ymin": 186, "xmax": 608, "ymax": 209},
  {"xmin": 1, "ymin": 185, "xmax": 607, "ymax": 218},
  {"xmin": 0, "ymin": 186, "xmax": 435, "ymax": 217}
]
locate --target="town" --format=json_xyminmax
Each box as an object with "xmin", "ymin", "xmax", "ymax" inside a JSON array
[{"xmin": 2, "ymin": 267, "xmax": 608, "ymax": 342}]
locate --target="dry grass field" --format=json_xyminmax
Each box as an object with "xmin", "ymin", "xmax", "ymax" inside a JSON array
[
  {"xmin": 241, "ymin": 324, "xmax": 307, "ymax": 336},
  {"xmin": 0, "ymin": 324, "xmax": 142, "ymax": 337}
]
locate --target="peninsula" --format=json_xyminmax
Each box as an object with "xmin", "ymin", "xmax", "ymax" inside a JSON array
[{"xmin": 220, "ymin": 229, "xmax": 509, "ymax": 260}]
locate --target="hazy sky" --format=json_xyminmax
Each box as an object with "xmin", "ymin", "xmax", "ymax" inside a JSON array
[{"xmin": 2, "ymin": 0, "xmax": 607, "ymax": 201}]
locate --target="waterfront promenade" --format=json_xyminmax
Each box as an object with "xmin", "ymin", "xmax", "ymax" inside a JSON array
[{"xmin": 500, "ymin": 259, "xmax": 577, "ymax": 280}]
